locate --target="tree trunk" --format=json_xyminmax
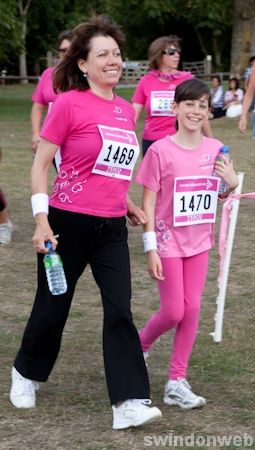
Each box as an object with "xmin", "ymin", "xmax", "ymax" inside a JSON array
[
  {"xmin": 230, "ymin": 0, "xmax": 255, "ymax": 78},
  {"xmin": 18, "ymin": 0, "xmax": 32, "ymax": 84},
  {"xmin": 212, "ymin": 35, "xmax": 222, "ymax": 71},
  {"xmin": 250, "ymin": 15, "xmax": 255, "ymax": 54},
  {"xmin": 194, "ymin": 29, "xmax": 208, "ymax": 57},
  {"xmin": 19, "ymin": 18, "xmax": 28, "ymax": 84}
]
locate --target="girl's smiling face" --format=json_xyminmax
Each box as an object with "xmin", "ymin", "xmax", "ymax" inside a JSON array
[{"xmin": 173, "ymin": 95, "xmax": 209, "ymax": 131}]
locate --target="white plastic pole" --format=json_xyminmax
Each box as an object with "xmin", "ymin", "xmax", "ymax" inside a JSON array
[{"xmin": 211, "ymin": 172, "xmax": 245, "ymax": 343}]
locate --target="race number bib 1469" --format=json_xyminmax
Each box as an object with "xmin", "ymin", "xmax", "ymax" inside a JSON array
[
  {"xmin": 173, "ymin": 176, "xmax": 219, "ymax": 227},
  {"xmin": 150, "ymin": 91, "xmax": 175, "ymax": 116},
  {"xmin": 92, "ymin": 125, "xmax": 140, "ymax": 180}
]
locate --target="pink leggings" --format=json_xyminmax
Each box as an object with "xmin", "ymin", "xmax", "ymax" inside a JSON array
[{"xmin": 140, "ymin": 251, "xmax": 209, "ymax": 380}]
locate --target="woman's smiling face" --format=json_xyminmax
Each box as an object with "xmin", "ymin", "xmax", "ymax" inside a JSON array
[{"xmin": 78, "ymin": 35, "xmax": 123, "ymax": 89}]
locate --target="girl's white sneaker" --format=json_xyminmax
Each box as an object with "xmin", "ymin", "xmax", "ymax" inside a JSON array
[{"xmin": 164, "ymin": 378, "xmax": 206, "ymax": 409}]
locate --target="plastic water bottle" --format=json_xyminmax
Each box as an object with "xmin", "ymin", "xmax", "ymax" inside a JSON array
[
  {"xmin": 214, "ymin": 145, "xmax": 230, "ymax": 195},
  {"xmin": 43, "ymin": 240, "xmax": 67, "ymax": 295}
]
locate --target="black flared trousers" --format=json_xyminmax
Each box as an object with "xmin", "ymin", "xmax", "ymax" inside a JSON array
[{"xmin": 14, "ymin": 207, "xmax": 150, "ymax": 404}]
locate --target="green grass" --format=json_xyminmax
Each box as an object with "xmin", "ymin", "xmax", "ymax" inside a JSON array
[{"xmin": 0, "ymin": 84, "xmax": 255, "ymax": 449}]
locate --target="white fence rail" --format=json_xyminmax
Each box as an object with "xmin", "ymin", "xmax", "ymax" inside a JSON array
[{"xmin": 0, "ymin": 54, "xmax": 231, "ymax": 85}]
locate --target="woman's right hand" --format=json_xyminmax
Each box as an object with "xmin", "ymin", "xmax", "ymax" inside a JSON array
[
  {"xmin": 147, "ymin": 250, "xmax": 165, "ymax": 281},
  {"xmin": 31, "ymin": 133, "xmax": 40, "ymax": 153},
  {"xmin": 32, "ymin": 216, "xmax": 58, "ymax": 253}
]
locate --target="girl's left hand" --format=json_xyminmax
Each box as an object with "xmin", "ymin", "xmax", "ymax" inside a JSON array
[{"xmin": 214, "ymin": 155, "xmax": 239, "ymax": 191}]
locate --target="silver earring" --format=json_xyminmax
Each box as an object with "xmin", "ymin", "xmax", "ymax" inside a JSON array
[{"xmin": 83, "ymin": 72, "xmax": 87, "ymax": 78}]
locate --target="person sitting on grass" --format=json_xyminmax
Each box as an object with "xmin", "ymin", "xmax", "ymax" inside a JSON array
[{"xmin": 209, "ymin": 75, "xmax": 225, "ymax": 119}]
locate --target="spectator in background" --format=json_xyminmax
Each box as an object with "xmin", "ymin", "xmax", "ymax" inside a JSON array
[
  {"xmin": 223, "ymin": 77, "xmax": 243, "ymax": 118},
  {"xmin": 209, "ymin": 75, "xmax": 225, "ymax": 119},
  {"xmin": 31, "ymin": 30, "xmax": 74, "ymax": 171},
  {"xmin": 132, "ymin": 35, "xmax": 212, "ymax": 156},
  {"xmin": 0, "ymin": 147, "xmax": 13, "ymax": 245}
]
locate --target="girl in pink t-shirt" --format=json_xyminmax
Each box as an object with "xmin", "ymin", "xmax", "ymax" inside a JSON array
[
  {"xmin": 132, "ymin": 35, "xmax": 212, "ymax": 156},
  {"xmin": 136, "ymin": 78, "xmax": 238, "ymax": 409}
]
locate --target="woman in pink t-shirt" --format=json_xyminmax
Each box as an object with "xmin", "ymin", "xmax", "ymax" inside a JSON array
[
  {"xmin": 136, "ymin": 79, "xmax": 238, "ymax": 409},
  {"xmin": 31, "ymin": 30, "xmax": 74, "ymax": 170},
  {"xmin": 132, "ymin": 35, "xmax": 212, "ymax": 156},
  {"xmin": 10, "ymin": 15, "xmax": 162, "ymax": 430}
]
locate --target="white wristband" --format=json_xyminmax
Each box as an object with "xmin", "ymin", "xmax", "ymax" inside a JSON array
[
  {"xmin": 31, "ymin": 193, "xmax": 49, "ymax": 217},
  {"xmin": 143, "ymin": 231, "xmax": 157, "ymax": 253}
]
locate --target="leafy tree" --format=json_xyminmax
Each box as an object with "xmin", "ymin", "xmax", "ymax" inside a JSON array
[
  {"xmin": 26, "ymin": 0, "xmax": 73, "ymax": 74},
  {"xmin": 95, "ymin": 0, "xmax": 232, "ymax": 70},
  {"xmin": 1, "ymin": 0, "xmax": 255, "ymax": 78},
  {"xmin": 0, "ymin": 0, "xmax": 21, "ymax": 65}
]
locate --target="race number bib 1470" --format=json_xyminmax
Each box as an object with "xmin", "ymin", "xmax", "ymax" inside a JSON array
[
  {"xmin": 173, "ymin": 176, "xmax": 219, "ymax": 227},
  {"xmin": 92, "ymin": 125, "xmax": 139, "ymax": 180}
]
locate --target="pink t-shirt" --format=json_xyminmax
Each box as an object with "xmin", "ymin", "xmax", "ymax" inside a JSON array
[
  {"xmin": 132, "ymin": 71, "xmax": 193, "ymax": 141},
  {"xmin": 41, "ymin": 89, "xmax": 138, "ymax": 218},
  {"xmin": 135, "ymin": 135, "xmax": 223, "ymax": 258},
  {"xmin": 32, "ymin": 67, "xmax": 58, "ymax": 105}
]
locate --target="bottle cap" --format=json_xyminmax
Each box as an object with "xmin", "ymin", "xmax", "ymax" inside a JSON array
[
  {"xmin": 45, "ymin": 240, "xmax": 53, "ymax": 251},
  {"xmin": 220, "ymin": 145, "xmax": 230, "ymax": 154}
]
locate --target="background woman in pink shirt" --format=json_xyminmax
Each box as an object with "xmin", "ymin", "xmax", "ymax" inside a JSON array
[
  {"xmin": 31, "ymin": 30, "xmax": 74, "ymax": 170},
  {"xmin": 136, "ymin": 79, "xmax": 238, "ymax": 409},
  {"xmin": 10, "ymin": 15, "xmax": 161, "ymax": 430},
  {"xmin": 132, "ymin": 35, "xmax": 212, "ymax": 156}
]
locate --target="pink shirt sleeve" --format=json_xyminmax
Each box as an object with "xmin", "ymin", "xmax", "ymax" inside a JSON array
[
  {"xmin": 32, "ymin": 67, "xmax": 57, "ymax": 105},
  {"xmin": 40, "ymin": 95, "xmax": 74, "ymax": 146},
  {"xmin": 132, "ymin": 77, "xmax": 146, "ymax": 105},
  {"xmin": 135, "ymin": 145, "xmax": 161, "ymax": 192}
]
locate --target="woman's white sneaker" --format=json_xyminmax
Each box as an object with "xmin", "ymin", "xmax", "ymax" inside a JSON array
[
  {"xmin": 10, "ymin": 367, "xmax": 39, "ymax": 408},
  {"xmin": 164, "ymin": 378, "xmax": 206, "ymax": 409},
  {"xmin": 112, "ymin": 399, "xmax": 162, "ymax": 429}
]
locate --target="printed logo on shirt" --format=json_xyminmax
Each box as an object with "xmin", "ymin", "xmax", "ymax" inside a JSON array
[
  {"xmin": 52, "ymin": 166, "xmax": 88, "ymax": 204},
  {"xmin": 199, "ymin": 153, "xmax": 213, "ymax": 170},
  {"xmin": 155, "ymin": 217, "xmax": 173, "ymax": 254},
  {"xmin": 112, "ymin": 105, "xmax": 128, "ymax": 121},
  {"xmin": 113, "ymin": 106, "xmax": 122, "ymax": 114},
  {"xmin": 199, "ymin": 153, "xmax": 211, "ymax": 163}
]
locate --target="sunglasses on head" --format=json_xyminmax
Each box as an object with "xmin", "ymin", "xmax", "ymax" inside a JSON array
[
  {"xmin": 162, "ymin": 48, "xmax": 181, "ymax": 56},
  {"xmin": 58, "ymin": 48, "xmax": 68, "ymax": 54}
]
